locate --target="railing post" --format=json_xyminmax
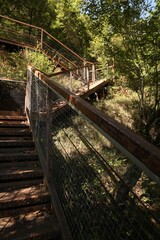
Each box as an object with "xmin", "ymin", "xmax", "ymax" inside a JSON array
[
  {"xmin": 41, "ymin": 29, "xmax": 44, "ymax": 49},
  {"xmin": 46, "ymin": 87, "xmax": 51, "ymax": 183},
  {"xmin": 92, "ymin": 64, "xmax": 96, "ymax": 83},
  {"xmin": 70, "ymin": 71, "xmax": 73, "ymax": 91},
  {"xmin": 83, "ymin": 61, "xmax": 86, "ymax": 85},
  {"xmin": 86, "ymin": 66, "xmax": 90, "ymax": 90}
]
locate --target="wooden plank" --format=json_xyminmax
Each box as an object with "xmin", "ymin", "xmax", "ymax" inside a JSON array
[
  {"xmin": 0, "ymin": 123, "xmax": 28, "ymax": 128},
  {"xmin": 0, "ymin": 147, "xmax": 35, "ymax": 153},
  {"xmin": 0, "ymin": 152, "xmax": 38, "ymax": 161},
  {"xmin": 0, "ymin": 130, "xmax": 32, "ymax": 137},
  {"xmin": 0, "ymin": 140, "xmax": 34, "ymax": 147},
  {"xmin": 0, "ymin": 202, "xmax": 51, "ymax": 217},
  {"xmin": 0, "ymin": 111, "xmax": 25, "ymax": 117},
  {"xmin": 79, "ymin": 80, "xmax": 109, "ymax": 98},
  {"xmin": 0, "ymin": 166, "xmax": 43, "ymax": 181},
  {"xmin": 0, "ymin": 135, "xmax": 32, "ymax": 140},
  {"xmin": 0, "ymin": 160, "xmax": 39, "ymax": 168},
  {"xmin": 0, "ymin": 184, "xmax": 50, "ymax": 210},
  {"xmin": 0, "ymin": 211, "xmax": 60, "ymax": 240},
  {"xmin": 0, "ymin": 179, "xmax": 43, "ymax": 190},
  {"xmin": 0, "ymin": 120, "xmax": 27, "ymax": 125}
]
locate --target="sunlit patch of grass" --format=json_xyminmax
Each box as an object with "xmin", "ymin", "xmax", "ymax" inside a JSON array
[{"xmin": 94, "ymin": 86, "xmax": 140, "ymax": 131}]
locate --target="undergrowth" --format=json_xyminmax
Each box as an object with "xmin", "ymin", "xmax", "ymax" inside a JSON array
[
  {"xmin": 94, "ymin": 86, "xmax": 140, "ymax": 131},
  {"xmin": 0, "ymin": 49, "xmax": 56, "ymax": 80}
]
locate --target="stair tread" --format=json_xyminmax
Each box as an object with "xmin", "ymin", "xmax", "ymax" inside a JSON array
[
  {"xmin": 0, "ymin": 111, "xmax": 26, "ymax": 117},
  {"xmin": 0, "ymin": 166, "xmax": 43, "ymax": 181},
  {"xmin": 0, "ymin": 161, "xmax": 39, "ymax": 168},
  {"xmin": 0, "ymin": 136, "xmax": 32, "ymax": 140},
  {"xmin": 0, "ymin": 123, "xmax": 29, "ymax": 128},
  {"xmin": 0, "ymin": 139, "xmax": 34, "ymax": 146},
  {"xmin": 0, "ymin": 179, "xmax": 43, "ymax": 191},
  {"xmin": 0, "ymin": 120, "xmax": 27, "ymax": 124},
  {"xmin": 0, "ymin": 127, "xmax": 30, "ymax": 132},
  {"xmin": 0, "ymin": 147, "xmax": 35, "ymax": 153},
  {"xmin": 0, "ymin": 152, "xmax": 37, "ymax": 158},
  {"xmin": 0, "ymin": 112, "xmax": 61, "ymax": 239},
  {"xmin": 0, "ymin": 208, "xmax": 60, "ymax": 240},
  {"xmin": 0, "ymin": 184, "xmax": 50, "ymax": 209}
]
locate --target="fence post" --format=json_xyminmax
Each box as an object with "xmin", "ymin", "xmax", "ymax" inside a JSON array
[
  {"xmin": 83, "ymin": 61, "xmax": 86, "ymax": 85},
  {"xmin": 92, "ymin": 64, "xmax": 96, "ymax": 83},
  {"xmin": 70, "ymin": 71, "xmax": 73, "ymax": 91},
  {"xmin": 41, "ymin": 29, "xmax": 44, "ymax": 49},
  {"xmin": 86, "ymin": 66, "xmax": 90, "ymax": 90},
  {"xmin": 46, "ymin": 87, "xmax": 53, "ymax": 185}
]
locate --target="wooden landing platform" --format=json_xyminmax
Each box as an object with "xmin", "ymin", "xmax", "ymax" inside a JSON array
[{"xmin": 76, "ymin": 79, "xmax": 109, "ymax": 98}]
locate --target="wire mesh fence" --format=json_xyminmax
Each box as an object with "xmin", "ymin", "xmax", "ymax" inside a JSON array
[{"xmin": 26, "ymin": 68, "xmax": 160, "ymax": 240}]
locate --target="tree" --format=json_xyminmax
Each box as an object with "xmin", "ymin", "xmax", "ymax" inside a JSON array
[
  {"xmin": 48, "ymin": 0, "xmax": 91, "ymax": 56},
  {"xmin": 0, "ymin": 0, "xmax": 52, "ymax": 30},
  {"xmin": 85, "ymin": 0, "xmax": 160, "ymax": 202}
]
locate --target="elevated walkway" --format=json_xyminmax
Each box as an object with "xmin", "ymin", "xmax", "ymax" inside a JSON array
[{"xmin": 0, "ymin": 111, "xmax": 61, "ymax": 240}]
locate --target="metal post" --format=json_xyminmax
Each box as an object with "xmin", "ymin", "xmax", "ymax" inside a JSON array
[
  {"xmin": 70, "ymin": 71, "xmax": 73, "ymax": 91},
  {"xmin": 92, "ymin": 64, "xmax": 96, "ymax": 83},
  {"xmin": 41, "ymin": 29, "xmax": 43, "ymax": 49},
  {"xmin": 86, "ymin": 66, "xmax": 89, "ymax": 90},
  {"xmin": 83, "ymin": 61, "xmax": 86, "ymax": 85}
]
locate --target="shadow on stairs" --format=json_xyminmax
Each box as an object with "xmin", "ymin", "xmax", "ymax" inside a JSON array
[{"xmin": 0, "ymin": 111, "xmax": 61, "ymax": 240}]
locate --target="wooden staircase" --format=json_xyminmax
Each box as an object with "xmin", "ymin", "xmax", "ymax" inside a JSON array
[{"xmin": 0, "ymin": 111, "xmax": 61, "ymax": 240}]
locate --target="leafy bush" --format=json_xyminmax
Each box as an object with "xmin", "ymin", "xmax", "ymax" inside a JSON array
[{"xmin": 0, "ymin": 48, "xmax": 56, "ymax": 80}]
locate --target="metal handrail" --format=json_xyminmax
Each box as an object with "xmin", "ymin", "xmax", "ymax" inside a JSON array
[{"xmin": 0, "ymin": 15, "xmax": 86, "ymax": 69}]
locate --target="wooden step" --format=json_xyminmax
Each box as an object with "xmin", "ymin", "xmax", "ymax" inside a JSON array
[
  {"xmin": 0, "ymin": 160, "xmax": 39, "ymax": 168},
  {"xmin": 0, "ymin": 152, "xmax": 38, "ymax": 162},
  {"xmin": 0, "ymin": 179, "xmax": 43, "ymax": 191},
  {"xmin": 0, "ymin": 128, "xmax": 31, "ymax": 137},
  {"xmin": 0, "ymin": 184, "xmax": 50, "ymax": 210},
  {"xmin": 0, "ymin": 111, "xmax": 26, "ymax": 117},
  {"xmin": 0, "ymin": 127, "xmax": 30, "ymax": 132},
  {"xmin": 0, "ymin": 166, "xmax": 43, "ymax": 182},
  {"xmin": 0, "ymin": 206, "xmax": 61, "ymax": 240},
  {"xmin": 0, "ymin": 112, "xmax": 61, "ymax": 239},
  {"xmin": 0, "ymin": 119, "xmax": 27, "ymax": 123},
  {"xmin": 0, "ymin": 147, "xmax": 35, "ymax": 153},
  {"xmin": 0, "ymin": 140, "xmax": 34, "ymax": 148},
  {"xmin": 0, "ymin": 122, "xmax": 29, "ymax": 128},
  {"xmin": 0, "ymin": 135, "xmax": 32, "ymax": 141}
]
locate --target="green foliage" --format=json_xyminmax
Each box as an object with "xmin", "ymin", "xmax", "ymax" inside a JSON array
[
  {"xmin": 0, "ymin": 0, "xmax": 52, "ymax": 30},
  {"xmin": 95, "ymin": 86, "xmax": 140, "ymax": 130},
  {"xmin": 49, "ymin": 0, "xmax": 91, "ymax": 56},
  {"xmin": 25, "ymin": 49, "xmax": 54, "ymax": 74},
  {"xmin": 0, "ymin": 50, "xmax": 26, "ymax": 80},
  {"xmin": 0, "ymin": 49, "xmax": 55, "ymax": 80}
]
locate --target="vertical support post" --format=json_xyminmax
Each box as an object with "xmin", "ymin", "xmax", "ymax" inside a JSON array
[
  {"xmin": 83, "ymin": 61, "xmax": 86, "ymax": 85},
  {"xmin": 92, "ymin": 64, "xmax": 96, "ymax": 83},
  {"xmin": 70, "ymin": 71, "xmax": 73, "ymax": 91},
  {"xmin": 25, "ymin": 69, "xmax": 30, "ymax": 114},
  {"xmin": 41, "ymin": 29, "xmax": 44, "ymax": 50},
  {"xmin": 112, "ymin": 57, "xmax": 115, "ymax": 82},
  {"xmin": 86, "ymin": 66, "xmax": 89, "ymax": 90},
  {"xmin": 46, "ymin": 86, "xmax": 50, "ymax": 183}
]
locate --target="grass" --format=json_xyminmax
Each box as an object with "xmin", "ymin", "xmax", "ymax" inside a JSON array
[
  {"xmin": 94, "ymin": 86, "xmax": 140, "ymax": 131},
  {"xmin": 0, "ymin": 49, "xmax": 56, "ymax": 80}
]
